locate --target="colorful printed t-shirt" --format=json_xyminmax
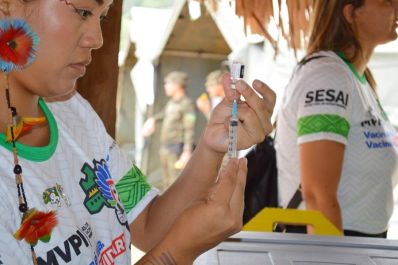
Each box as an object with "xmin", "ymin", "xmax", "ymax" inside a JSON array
[
  {"xmin": 0, "ymin": 93, "xmax": 158, "ymax": 264},
  {"xmin": 276, "ymin": 51, "xmax": 398, "ymax": 234}
]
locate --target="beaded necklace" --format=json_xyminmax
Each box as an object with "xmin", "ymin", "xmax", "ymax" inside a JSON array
[
  {"xmin": 0, "ymin": 15, "xmax": 57, "ymax": 265},
  {"xmin": 1, "ymin": 1, "xmax": 88, "ymax": 262}
]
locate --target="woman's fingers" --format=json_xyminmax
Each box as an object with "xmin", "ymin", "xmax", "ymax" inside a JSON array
[
  {"xmin": 222, "ymin": 73, "xmax": 242, "ymax": 102},
  {"xmin": 206, "ymin": 158, "xmax": 246, "ymax": 233},
  {"xmin": 211, "ymin": 158, "xmax": 240, "ymax": 205},
  {"xmin": 210, "ymin": 158, "xmax": 247, "ymax": 214},
  {"xmin": 252, "ymin": 79, "xmax": 276, "ymax": 113},
  {"xmin": 223, "ymin": 73, "xmax": 275, "ymax": 137},
  {"xmin": 237, "ymin": 105, "xmax": 266, "ymax": 143},
  {"xmin": 236, "ymin": 80, "xmax": 275, "ymax": 134},
  {"xmin": 229, "ymin": 158, "xmax": 248, "ymax": 219},
  {"xmin": 217, "ymin": 72, "xmax": 276, "ymax": 148}
]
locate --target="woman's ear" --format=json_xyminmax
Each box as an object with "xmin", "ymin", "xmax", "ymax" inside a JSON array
[{"xmin": 342, "ymin": 3, "xmax": 356, "ymax": 24}]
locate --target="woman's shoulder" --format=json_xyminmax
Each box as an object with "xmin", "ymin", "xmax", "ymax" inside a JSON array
[
  {"xmin": 293, "ymin": 51, "xmax": 353, "ymax": 85},
  {"xmin": 298, "ymin": 51, "xmax": 348, "ymax": 74},
  {"xmin": 283, "ymin": 51, "xmax": 356, "ymax": 104}
]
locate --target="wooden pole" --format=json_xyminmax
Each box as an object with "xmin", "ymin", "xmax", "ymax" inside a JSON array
[{"xmin": 77, "ymin": 0, "xmax": 123, "ymax": 138}]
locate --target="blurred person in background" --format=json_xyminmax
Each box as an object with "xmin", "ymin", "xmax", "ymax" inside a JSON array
[
  {"xmin": 142, "ymin": 71, "xmax": 196, "ymax": 190},
  {"xmin": 196, "ymin": 70, "xmax": 226, "ymax": 120}
]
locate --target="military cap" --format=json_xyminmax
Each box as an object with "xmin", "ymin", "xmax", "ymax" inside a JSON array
[
  {"xmin": 164, "ymin": 71, "xmax": 189, "ymax": 87},
  {"xmin": 205, "ymin": 70, "xmax": 224, "ymax": 87}
]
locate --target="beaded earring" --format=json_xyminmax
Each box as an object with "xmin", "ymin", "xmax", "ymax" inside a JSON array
[{"xmin": 0, "ymin": 3, "xmax": 57, "ymax": 265}]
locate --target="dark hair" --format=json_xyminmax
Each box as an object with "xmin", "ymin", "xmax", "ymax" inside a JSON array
[{"xmin": 307, "ymin": 0, "xmax": 364, "ymax": 59}]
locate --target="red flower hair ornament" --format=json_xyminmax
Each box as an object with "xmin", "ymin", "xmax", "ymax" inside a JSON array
[
  {"xmin": 0, "ymin": 18, "xmax": 46, "ymax": 141},
  {"xmin": 0, "ymin": 18, "xmax": 39, "ymax": 73}
]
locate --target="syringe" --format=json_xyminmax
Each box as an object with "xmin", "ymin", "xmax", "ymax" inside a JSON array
[{"xmin": 227, "ymin": 62, "xmax": 244, "ymax": 160}]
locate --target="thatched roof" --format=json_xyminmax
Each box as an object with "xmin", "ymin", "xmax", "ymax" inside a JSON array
[{"xmin": 199, "ymin": 0, "xmax": 314, "ymax": 55}]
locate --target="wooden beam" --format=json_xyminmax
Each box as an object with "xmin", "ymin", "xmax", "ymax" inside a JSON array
[{"xmin": 77, "ymin": 0, "xmax": 123, "ymax": 138}]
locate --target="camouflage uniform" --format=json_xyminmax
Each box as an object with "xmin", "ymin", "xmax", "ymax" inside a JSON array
[{"xmin": 155, "ymin": 95, "xmax": 196, "ymax": 189}]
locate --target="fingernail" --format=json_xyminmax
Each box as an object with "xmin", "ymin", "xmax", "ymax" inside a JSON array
[
  {"xmin": 253, "ymin": 80, "xmax": 261, "ymax": 90},
  {"xmin": 230, "ymin": 157, "xmax": 238, "ymax": 165}
]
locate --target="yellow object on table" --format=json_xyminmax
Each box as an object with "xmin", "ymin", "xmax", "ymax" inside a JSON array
[{"xmin": 243, "ymin": 207, "xmax": 342, "ymax": 236}]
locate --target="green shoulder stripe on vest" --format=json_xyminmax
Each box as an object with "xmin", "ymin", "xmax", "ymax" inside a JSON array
[
  {"xmin": 115, "ymin": 165, "xmax": 151, "ymax": 214},
  {"xmin": 297, "ymin": 114, "xmax": 350, "ymax": 138}
]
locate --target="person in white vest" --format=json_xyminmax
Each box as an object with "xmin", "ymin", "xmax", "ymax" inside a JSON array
[
  {"xmin": 276, "ymin": 0, "xmax": 398, "ymax": 237},
  {"xmin": 0, "ymin": 0, "xmax": 276, "ymax": 264}
]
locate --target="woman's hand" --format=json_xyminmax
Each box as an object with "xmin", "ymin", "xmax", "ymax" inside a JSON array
[
  {"xmin": 142, "ymin": 117, "xmax": 155, "ymax": 137},
  {"xmin": 203, "ymin": 73, "xmax": 276, "ymax": 154},
  {"xmin": 136, "ymin": 158, "xmax": 247, "ymax": 265}
]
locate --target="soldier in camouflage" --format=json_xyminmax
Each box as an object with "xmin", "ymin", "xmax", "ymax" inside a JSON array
[{"xmin": 143, "ymin": 71, "xmax": 196, "ymax": 190}]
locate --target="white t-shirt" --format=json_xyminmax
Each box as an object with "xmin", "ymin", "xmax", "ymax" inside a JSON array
[
  {"xmin": 211, "ymin": 96, "xmax": 223, "ymax": 110},
  {"xmin": 0, "ymin": 94, "xmax": 158, "ymax": 264},
  {"xmin": 276, "ymin": 51, "xmax": 398, "ymax": 234}
]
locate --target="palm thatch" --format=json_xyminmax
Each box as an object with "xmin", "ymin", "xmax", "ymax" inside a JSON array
[{"xmin": 199, "ymin": 0, "xmax": 314, "ymax": 55}]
